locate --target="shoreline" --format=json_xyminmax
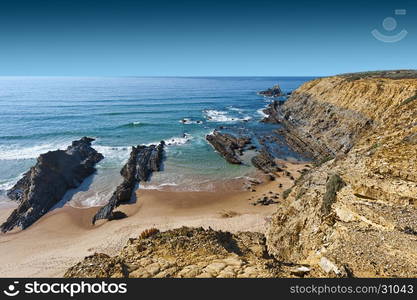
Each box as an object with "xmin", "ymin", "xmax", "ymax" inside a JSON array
[{"xmin": 0, "ymin": 160, "xmax": 308, "ymax": 277}]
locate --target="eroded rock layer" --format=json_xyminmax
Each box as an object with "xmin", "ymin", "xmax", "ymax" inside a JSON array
[
  {"xmin": 2, "ymin": 137, "xmax": 103, "ymax": 232},
  {"xmin": 206, "ymin": 130, "xmax": 250, "ymax": 164}
]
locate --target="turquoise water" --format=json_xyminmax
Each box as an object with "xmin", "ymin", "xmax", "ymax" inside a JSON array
[{"xmin": 0, "ymin": 77, "xmax": 312, "ymax": 206}]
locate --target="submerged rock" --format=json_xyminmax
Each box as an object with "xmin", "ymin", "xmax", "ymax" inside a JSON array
[
  {"xmin": 92, "ymin": 142, "xmax": 165, "ymax": 224},
  {"xmin": 1, "ymin": 137, "xmax": 103, "ymax": 232},
  {"xmin": 206, "ymin": 130, "xmax": 251, "ymax": 164}
]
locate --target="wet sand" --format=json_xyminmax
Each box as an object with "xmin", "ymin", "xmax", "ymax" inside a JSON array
[{"xmin": 0, "ymin": 161, "xmax": 308, "ymax": 277}]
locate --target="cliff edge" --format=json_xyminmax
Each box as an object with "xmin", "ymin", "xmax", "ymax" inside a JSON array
[{"xmin": 266, "ymin": 71, "xmax": 417, "ymax": 277}]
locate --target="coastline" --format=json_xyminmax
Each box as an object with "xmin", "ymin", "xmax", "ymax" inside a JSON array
[{"xmin": 0, "ymin": 160, "xmax": 307, "ymax": 277}]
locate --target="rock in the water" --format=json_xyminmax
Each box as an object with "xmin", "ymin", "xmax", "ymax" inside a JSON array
[
  {"xmin": 259, "ymin": 84, "xmax": 282, "ymax": 97},
  {"xmin": 92, "ymin": 142, "xmax": 165, "ymax": 224},
  {"xmin": 1, "ymin": 137, "xmax": 103, "ymax": 232},
  {"xmin": 206, "ymin": 130, "xmax": 250, "ymax": 164}
]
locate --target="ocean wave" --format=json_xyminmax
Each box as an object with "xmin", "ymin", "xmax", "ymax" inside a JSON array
[
  {"xmin": 116, "ymin": 121, "xmax": 147, "ymax": 128},
  {"xmin": 203, "ymin": 110, "xmax": 252, "ymax": 122},
  {"xmin": 228, "ymin": 106, "xmax": 244, "ymax": 113},
  {"xmin": 0, "ymin": 142, "xmax": 71, "ymax": 160},
  {"xmin": 257, "ymin": 107, "xmax": 268, "ymax": 117},
  {"xmin": 140, "ymin": 182, "xmax": 179, "ymax": 191},
  {"xmin": 0, "ymin": 179, "xmax": 18, "ymax": 191}
]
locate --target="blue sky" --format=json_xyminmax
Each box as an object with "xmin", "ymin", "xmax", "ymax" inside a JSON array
[{"xmin": 0, "ymin": 0, "xmax": 416, "ymax": 76}]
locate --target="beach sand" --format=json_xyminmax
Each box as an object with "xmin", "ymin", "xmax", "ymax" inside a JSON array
[{"xmin": 0, "ymin": 161, "xmax": 307, "ymax": 277}]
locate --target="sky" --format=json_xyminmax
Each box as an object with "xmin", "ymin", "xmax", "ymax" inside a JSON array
[{"xmin": 0, "ymin": 0, "xmax": 416, "ymax": 76}]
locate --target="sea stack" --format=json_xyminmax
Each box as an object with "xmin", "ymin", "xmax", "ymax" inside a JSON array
[{"xmin": 1, "ymin": 137, "xmax": 104, "ymax": 232}]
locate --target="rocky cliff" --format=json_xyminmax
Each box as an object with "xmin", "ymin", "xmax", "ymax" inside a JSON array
[{"xmin": 266, "ymin": 71, "xmax": 417, "ymax": 277}]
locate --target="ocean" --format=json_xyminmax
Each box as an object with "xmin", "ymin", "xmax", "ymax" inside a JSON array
[{"xmin": 0, "ymin": 76, "xmax": 313, "ymax": 207}]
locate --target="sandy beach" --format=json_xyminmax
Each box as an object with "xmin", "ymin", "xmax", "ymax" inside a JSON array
[{"xmin": 0, "ymin": 160, "xmax": 307, "ymax": 277}]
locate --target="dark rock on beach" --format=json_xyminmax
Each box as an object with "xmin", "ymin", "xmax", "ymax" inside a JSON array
[
  {"xmin": 259, "ymin": 84, "xmax": 283, "ymax": 97},
  {"xmin": 92, "ymin": 141, "xmax": 165, "ymax": 224},
  {"xmin": 1, "ymin": 137, "xmax": 103, "ymax": 233},
  {"xmin": 206, "ymin": 130, "xmax": 251, "ymax": 164}
]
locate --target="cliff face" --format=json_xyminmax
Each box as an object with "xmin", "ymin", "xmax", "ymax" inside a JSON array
[{"xmin": 266, "ymin": 73, "xmax": 417, "ymax": 277}]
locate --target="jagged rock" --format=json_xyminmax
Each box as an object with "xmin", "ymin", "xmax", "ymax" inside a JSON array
[
  {"xmin": 1, "ymin": 137, "xmax": 103, "ymax": 232},
  {"xmin": 206, "ymin": 130, "xmax": 250, "ymax": 164},
  {"xmin": 251, "ymin": 148, "xmax": 283, "ymax": 173},
  {"xmin": 92, "ymin": 142, "xmax": 165, "ymax": 224},
  {"xmin": 259, "ymin": 84, "xmax": 283, "ymax": 97}
]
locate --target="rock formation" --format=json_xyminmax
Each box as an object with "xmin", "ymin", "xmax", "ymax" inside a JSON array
[
  {"xmin": 259, "ymin": 84, "xmax": 283, "ymax": 97},
  {"xmin": 266, "ymin": 71, "xmax": 417, "ymax": 277},
  {"xmin": 64, "ymin": 227, "xmax": 301, "ymax": 278},
  {"xmin": 1, "ymin": 137, "xmax": 103, "ymax": 232},
  {"xmin": 206, "ymin": 130, "xmax": 250, "ymax": 164},
  {"xmin": 92, "ymin": 142, "xmax": 165, "ymax": 224}
]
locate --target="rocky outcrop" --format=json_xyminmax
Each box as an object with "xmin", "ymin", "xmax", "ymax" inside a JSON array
[
  {"xmin": 64, "ymin": 227, "xmax": 321, "ymax": 278},
  {"xmin": 92, "ymin": 142, "xmax": 165, "ymax": 224},
  {"xmin": 266, "ymin": 72, "xmax": 417, "ymax": 277},
  {"xmin": 1, "ymin": 137, "xmax": 103, "ymax": 232},
  {"xmin": 206, "ymin": 130, "xmax": 250, "ymax": 164},
  {"xmin": 259, "ymin": 84, "xmax": 283, "ymax": 97}
]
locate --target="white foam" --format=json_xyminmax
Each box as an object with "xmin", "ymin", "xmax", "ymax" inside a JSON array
[
  {"xmin": 140, "ymin": 182, "xmax": 179, "ymax": 191},
  {"xmin": 257, "ymin": 107, "xmax": 268, "ymax": 117},
  {"xmin": 0, "ymin": 142, "xmax": 70, "ymax": 160},
  {"xmin": 163, "ymin": 133, "xmax": 192, "ymax": 146},
  {"xmin": 228, "ymin": 106, "xmax": 244, "ymax": 113},
  {"xmin": 203, "ymin": 110, "xmax": 251, "ymax": 123},
  {"xmin": 0, "ymin": 180, "xmax": 17, "ymax": 191}
]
